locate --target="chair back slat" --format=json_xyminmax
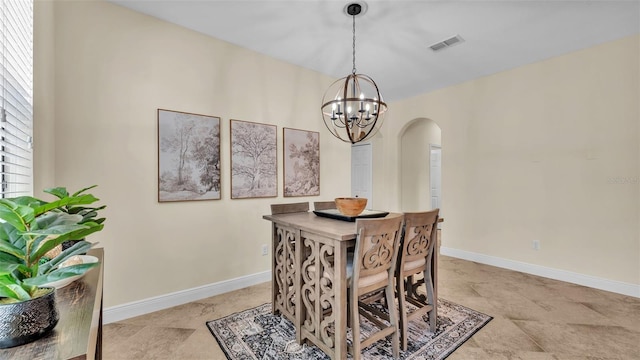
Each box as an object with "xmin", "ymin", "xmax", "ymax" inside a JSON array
[
  {"xmin": 399, "ymin": 209, "xmax": 439, "ymax": 270},
  {"xmin": 270, "ymin": 202, "xmax": 309, "ymax": 215},
  {"xmin": 353, "ymin": 214, "xmax": 404, "ymax": 292},
  {"xmin": 313, "ymin": 201, "xmax": 336, "ymax": 211}
]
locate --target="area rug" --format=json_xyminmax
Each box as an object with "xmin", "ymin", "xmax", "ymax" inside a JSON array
[{"xmin": 206, "ymin": 298, "xmax": 492, "ymax": 359}]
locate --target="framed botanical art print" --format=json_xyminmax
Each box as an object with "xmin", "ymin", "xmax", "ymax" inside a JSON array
[
  {"xmin": 230, "ymin": 119, "xmax": 277, "ymax": 199},
  {"xmin": 158, "ymin": 109, "xmax": 221, "ymax": 202},
  {"xmin": 283, "ymin": 127, "xmax": 320, "ymax": 197}
]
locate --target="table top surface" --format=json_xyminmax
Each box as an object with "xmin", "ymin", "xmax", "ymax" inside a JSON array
[{"xmin": 263, "ymin": 211, "xmax": 402, "ymax": 241}]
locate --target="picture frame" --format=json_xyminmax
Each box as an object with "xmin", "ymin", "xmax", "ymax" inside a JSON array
[
  {"xmin": 283, "ymin": 127, "xmax": 320, "ymax": 197},
  {"xmin": 230, "ymin": 119, "xmax": 277, "ymax": 199},
  {"xmin": 158, "ymin": 109, "xmax": 221, "ymax": 202}
]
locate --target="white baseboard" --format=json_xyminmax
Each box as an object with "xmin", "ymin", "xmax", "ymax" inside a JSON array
[
  {"xmin": 103, "ymin": 270, "xmax": 271, "ymax": 324},
  {"xmin": 104, "ymin": 249, "xmax": 639, "ymax": 324},
  {"xmin": 440, "ymin": 247, "xmax": 640, "ymax": 298}
]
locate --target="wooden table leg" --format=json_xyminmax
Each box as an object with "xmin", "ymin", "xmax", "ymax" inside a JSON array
[
  {"xmin": 271, "ymin": 223, "xmax": 278, "ymax": 315},
  {"xmin": 271, "ymin": 224, "xmax": 297, "ymax": 324},
  {"xmin": 295, "ymin": 229, "xmax": 303, "ymax": 344},
  {"xmin": 298, "ymin": 233, "xmax": 353, "ymax": 360},
  {"xmin": 333, "ymin": 242, "xmax": 348, "ymax": 360},
  {"xmin": 433, "ymin": 228, "xmax": 441, "ymax": 310}
]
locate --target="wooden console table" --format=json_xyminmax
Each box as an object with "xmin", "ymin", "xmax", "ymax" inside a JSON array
[{"xmin": 0, "ymin": 247, "xmax": 104, "ymax": 360}]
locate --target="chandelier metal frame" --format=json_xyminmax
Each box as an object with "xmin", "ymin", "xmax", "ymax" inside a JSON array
[{"xmin": 321, "ymin": 2, "xmax": 387, "ymax": 144}]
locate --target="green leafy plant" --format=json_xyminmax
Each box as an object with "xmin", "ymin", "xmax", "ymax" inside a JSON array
[
  {"xmin": 0, "ymin": 186, "xmax": 105, "ymax": 303},
  {"xmin": 43, "ymin": 185, "xmax": 106, "ymax": 250},
  {"xmin": 43, "ymin": 185, "xmax": 106, "ymax": 225}
]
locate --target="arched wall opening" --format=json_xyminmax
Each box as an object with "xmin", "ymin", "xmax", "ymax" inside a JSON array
[{"xmin": 399, "ymin": 118, "xmax": 442, "ymax": 212}]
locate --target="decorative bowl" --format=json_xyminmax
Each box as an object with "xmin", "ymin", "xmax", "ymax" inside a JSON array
[{"xmin": 335, "ymin": 197, "xmax": 367, "ymax": 217}]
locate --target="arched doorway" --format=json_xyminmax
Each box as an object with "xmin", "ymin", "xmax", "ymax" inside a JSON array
[{"xmin": 399, "ymin": 118, "xmax": 442, "ymax": 212}]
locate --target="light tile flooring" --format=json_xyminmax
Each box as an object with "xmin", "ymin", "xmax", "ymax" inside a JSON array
[{"xmin": 103, "ymin": 256, "xmax": 640, "ymax": 359}]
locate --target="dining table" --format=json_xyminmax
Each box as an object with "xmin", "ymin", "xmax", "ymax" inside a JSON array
[{"xmin": 263, "ymin": 209, "xmax": 441, "ymax": 360}]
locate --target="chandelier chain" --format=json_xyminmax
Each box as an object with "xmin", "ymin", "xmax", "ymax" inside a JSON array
[{"xmin": 352, "ymin": 13, "xmax": 356, "ymax": 74}]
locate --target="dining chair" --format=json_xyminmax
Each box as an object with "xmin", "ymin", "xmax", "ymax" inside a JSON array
[
  {"xmin": 269, "ymin": 202, "xmax": 309, "ymax": 323},
  {"xmin": 395, "ymin": 209, "xmax": 440, "ymax": 351},
  {"xmin": 313, "ymin": 200, "xmax": 336, "ymax": 211},
  {"xmin": 347, "ymin": 214, "xmax": 404, "ymax": 359}
]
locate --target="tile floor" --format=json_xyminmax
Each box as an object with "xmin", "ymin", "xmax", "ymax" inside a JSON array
[{"xmin": 103, "ymin": 256, "xmax": 640, "ymax": 359}]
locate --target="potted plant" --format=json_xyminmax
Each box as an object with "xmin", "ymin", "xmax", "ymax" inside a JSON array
[
  {"xmin": 0, "ymin": 186, "xmax": 105, "ymax": 348},
  {"xmin": 42, "ymin": 185, "xmax": 106, "ymax": 251}
]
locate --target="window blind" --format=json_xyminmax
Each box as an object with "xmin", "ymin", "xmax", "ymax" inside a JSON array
[{"xmin": 1, "ymin": 0, "xmax": 33, "ymax": 198}]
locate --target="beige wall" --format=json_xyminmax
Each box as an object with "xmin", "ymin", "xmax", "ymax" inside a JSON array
[
  {"xmin": 379, "ymin": 35, "xmax": 640, "ymax": 285},
  {"xmin": 33, "ymin": 0, "xmax": 56, "ymax": 191},
  {"xmin": 34, "ymin": 0, "xmax": 350, "ymax": 308},
  {"xmin": 34, "ymin": 1, "xmax": 639, "ymax": 309}
]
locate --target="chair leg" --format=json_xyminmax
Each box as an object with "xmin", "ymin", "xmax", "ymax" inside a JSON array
[
  {"xmin": 350, "ymin": 287, "xmax": 362, "ymax": 360},
  {"xmin": 346, "ymin": 295, "xmax": 351, "ymax": 328},
  {"xmin": 397, "ymin": 274, "xmax": 408, "ymax": 351},
  {"xmin": 386, "ymin": 282, "xmax": 400, "ymax": 358},
  {"xmin": 423, "ymin": 268, "xmax": 436, "ymax": 332}
]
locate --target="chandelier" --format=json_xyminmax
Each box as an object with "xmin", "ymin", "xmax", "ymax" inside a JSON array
[{"xmin": 321, "ymin": 2, "xmax": 387, "ymax": 144}]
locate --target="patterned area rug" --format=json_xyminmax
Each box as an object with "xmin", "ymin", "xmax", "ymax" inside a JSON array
[{"xmin": 206, "ymin": 299, "xmax": 491, "ymax": 359}]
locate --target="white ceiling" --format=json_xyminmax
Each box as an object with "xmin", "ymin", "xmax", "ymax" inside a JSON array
[{"xmin": 109, "ymin": 0, "xmax": 640, "ymax": 102}]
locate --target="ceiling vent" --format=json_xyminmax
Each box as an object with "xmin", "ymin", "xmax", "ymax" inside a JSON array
[{"xmin": 429, "ymin": 35, "xmax": 464, "ymax": 52}]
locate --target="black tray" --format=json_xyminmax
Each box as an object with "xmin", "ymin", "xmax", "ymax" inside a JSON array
[{"xmin": 313, "ymin": 209, "xmax": 390, "ymax": 222}]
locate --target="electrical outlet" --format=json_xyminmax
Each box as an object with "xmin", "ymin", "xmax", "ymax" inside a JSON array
[
  {"xmin": 532, "ymin": 240, "xmax": 540, "ymax": 251},
  {"xmin": 261, "ymin": 244, "xmax": 269, "ymax": 256}
]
